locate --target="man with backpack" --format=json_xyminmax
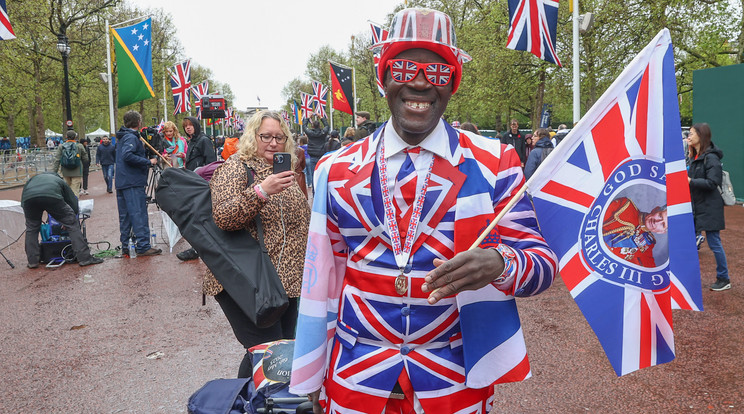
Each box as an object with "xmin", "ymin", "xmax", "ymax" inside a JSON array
[
  {"xmin": 354, "ymin": 111, "xmax": 377, "ymax": 141},
  {"xmin": 51, "ymin": 130, "xmax": 88, "ymax": 197},
  {"xmin": 524, "ymin": 128, "xmax": 553, "ymax": 180}
]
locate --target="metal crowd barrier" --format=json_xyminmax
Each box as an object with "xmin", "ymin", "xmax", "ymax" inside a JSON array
[{"xmin": 0, "ymin": 147, "xmax": 100, "ymax": 188}]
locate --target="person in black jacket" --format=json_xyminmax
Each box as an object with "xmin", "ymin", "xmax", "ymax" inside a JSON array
[
  {"xmin": 302, "ymin": 115, "xmax": 330, "ymax": 188},
  {"xmin": 96, "ymin": 136, "xmax": 116, "ymax": 193},
  {"xmin": 80, "ymin": 137, "xmax": 92, "ymax": 195},
  {"xmin": 523, "ymin": 128, "xmax": 553, "ymax": 180},
  {"xmin": 183, "ymin": 116, "xmax": 217, "ymax": 171},
  {"xmin": 177, "ymin": 116, "xmax": 217, "ymax": 261},
  {"xmin": 501, "ymin": 118, "xmax": 527, "ymax": 167},
  {"xmin": 687, "ymin": 123, "xmax": 731, "ymax": 291},
  {"xmin": 354, "ymin": 111, "xmax": 377, "ymax": 141},
  {"xmin": 21, "ymin": 172, "xmax": 103, "ymax": 268}
]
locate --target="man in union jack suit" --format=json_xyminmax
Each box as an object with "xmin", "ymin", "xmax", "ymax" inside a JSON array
[{"xmin": 290, "ymin": 8, "xmax": 558, "ymax": 414}]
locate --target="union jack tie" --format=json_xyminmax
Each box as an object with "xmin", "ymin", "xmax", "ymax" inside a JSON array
[{"xmin": 393, "ymin": 147, "xmax": 421, "ymax": 243}]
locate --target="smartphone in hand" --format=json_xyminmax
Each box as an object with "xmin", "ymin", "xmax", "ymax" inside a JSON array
[{"xmin": 273, "ymin": 152, "xmax": 292, "ymax": 174}]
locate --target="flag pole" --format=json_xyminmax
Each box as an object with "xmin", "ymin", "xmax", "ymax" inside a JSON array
[
  {"xmin": 352, "ymin": 66, "xmax": 357, "ymax": 128},
  {"xmin": 105, "ymin": 19, "xmax": 116, "ymax": 136},
  {"xmin": 163, "ymin": 70, "xmax": 168, "ymax": 122},
  {"xmin": 572, "ymin": 0, "xmax": 580, "ymax": 124},
  {"xmin": 328, "ymin": 69, "xmax": 334, "ymax": 131}
]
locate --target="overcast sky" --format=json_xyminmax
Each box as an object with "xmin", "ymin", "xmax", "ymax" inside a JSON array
[{"xmin": 126, "ymin": 0, "xmax": 404, "ymax": 112}]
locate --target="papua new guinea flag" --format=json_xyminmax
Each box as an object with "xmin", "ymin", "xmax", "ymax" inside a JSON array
[
  {"xmin": 329, "ymin": 61, "xmax": 353, "ymax": 115},
  {"xmin": 526, "ymin": 29, "xmax": 703, "ymax": 376},
  {"xmin": 112, "ymin": 18, "xmax": 154, "ymax": 108}
]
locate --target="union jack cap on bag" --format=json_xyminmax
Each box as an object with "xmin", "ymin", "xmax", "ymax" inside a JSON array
[{"xmin": 371, "ymin": 8, "xmax": 472, "ymax": 93}]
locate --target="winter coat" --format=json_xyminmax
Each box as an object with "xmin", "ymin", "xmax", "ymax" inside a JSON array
[
  {"xmin": 184, "ymin": 116, "xmax": 216, "ymax": 171},
  {"xmin": 688, "ymin": 143, "xmax": 725, "ymax": 231},
  {"xmin": 115, "ymin": 126, "xmax": 151, "ymax": 190},
  {"xmin": 501, "ymin": 130, "xmax": 527, "ymax": 163},
  {"xmin": 523, "ymin": 137, "xmax": 554, "ymax": 180},
  {"xmin": 96, "ymin": 142, "xmax": 116, "ymax": 166},
  {"xmin": 303, "ymin": 117, "xmax": 330, "ymax": 157},
  {"xmin": 354, "ymin": 119, "xmax": 377, "ymax": 141},
  {"xmin": 21, "ymin": 172, "xmax": 79, "ymax": 215}
]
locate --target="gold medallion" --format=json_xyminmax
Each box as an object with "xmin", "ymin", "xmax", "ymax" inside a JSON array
[{"xmin": 395, "ymin": 273, "xmax": 408, "ymax": 295}]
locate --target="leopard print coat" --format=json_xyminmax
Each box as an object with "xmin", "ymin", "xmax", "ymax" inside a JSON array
[{"xmin": 201, "ymin": 154, "xmax": 310, "ymax": 298}]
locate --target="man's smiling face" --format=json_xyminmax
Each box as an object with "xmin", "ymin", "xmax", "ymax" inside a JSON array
[{"xmin": 383, "ymin": 48, "xmax": 454, "ymax": 146}]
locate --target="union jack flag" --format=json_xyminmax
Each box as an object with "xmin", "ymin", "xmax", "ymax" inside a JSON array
[
  {"xmin": 155, "ymin": 119, "xmax": 165, "ymax": 133},
  {"xmin": 370, "ymin": 22, "xmax": 389, "ymax": 97},
  {"xmin": 311, "ymin": 81, "xmax": 328, "ymax": 118},
  {"xmin": 191, "ymin": 81, "xmax": 209, "ymax": 120},
  {"xmin": 526, "ymin": 29, "xmax": 702, "ymax": 376},
  {"xmin": 170, "ymin": 60, "xmax": 192, "ymax": 115},
  {"xmin": 0, "ymin": 0, "xmax": 16, "ymax": 40},
  {"xmin": 300, "ymin": 92, "xmax": 314, "ymax": 119},
  {"xmin": 281, "ymin": 110, "xmax": 291, "ymax": 126},
  {"xmin": 506, "ymin": 0, "xmax": 562, "ymax": 66}
]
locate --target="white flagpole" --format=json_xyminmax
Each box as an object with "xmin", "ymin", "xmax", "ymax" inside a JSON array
[
  {"xmin": 163, "ymin": 70, "xmax": 168, "ymax": 122},
  {"xmin": 572, "ymin": 0, "xmax": 580, "ymax": 124},
  {"xmin": 105, "ymin": 19, "xmax": 116, "ymax": 136},
  {"xmin": 328, "ymin": 71, "xmax": 334, "ymax": 131},
  {"xmin": 352, "ymin": 66, "xmax": 357, "ymax": 128}
]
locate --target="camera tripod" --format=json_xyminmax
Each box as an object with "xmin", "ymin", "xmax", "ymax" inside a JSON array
[{"xmin": 146, "ymin": 164, "xmax": 162, "ymax": 205}]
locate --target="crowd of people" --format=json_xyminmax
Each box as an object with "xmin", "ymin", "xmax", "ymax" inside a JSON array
[{"xmin": 14, "ymin": 6, "xmax": 734, "ymax": 413}]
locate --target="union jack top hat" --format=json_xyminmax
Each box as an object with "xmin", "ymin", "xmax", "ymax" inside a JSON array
[{"xmin": 371, "ymin": 8, "xmax": 472, "ymax": 93}]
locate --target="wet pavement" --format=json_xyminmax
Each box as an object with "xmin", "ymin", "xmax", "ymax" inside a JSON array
[{"xmin": 1, "ymin": 173, "xmax": 742, "ymax": 413}]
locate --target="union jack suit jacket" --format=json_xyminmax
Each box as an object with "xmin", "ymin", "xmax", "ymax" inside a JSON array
[{"xmin": 290, "ymin": 120, "xmax": 557, "ymax": 413}]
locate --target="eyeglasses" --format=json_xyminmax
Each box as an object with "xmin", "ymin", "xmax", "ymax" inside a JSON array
[
  {"xmin": 387, "ymin": 59, "xmax": 455, "ymax": 86},
  {"xmin": 257, "ymin": 133, "xmax": 288, "ymax": 144}
]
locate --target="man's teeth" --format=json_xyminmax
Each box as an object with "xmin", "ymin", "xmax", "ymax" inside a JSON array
[{"xmin": 406, "ymin": 101, "xmax": 430, "ymax": 109}]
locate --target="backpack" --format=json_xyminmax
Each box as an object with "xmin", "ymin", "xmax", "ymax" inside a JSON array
[
  {"xmin": 539, "ymin": 146, "xmax": 554, "ymax": 163},
  {"xmin": 720, "ymin": 170, "xmax": 736, "ymax": 206},
  {"xmin": 60, "ymin": 141, "xmax": 80, "ymax": 169}
]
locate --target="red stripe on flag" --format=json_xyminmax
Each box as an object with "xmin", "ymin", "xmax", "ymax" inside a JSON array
[
  {"xmin": 494, "ymin": 354, "xmax": 531, "ymax": 384},
  {"xmin": 666, "ymin": 170, "xmax": 692, "ymax": 206},
  {"xmin": 352, "ymin": 295, "xmax": 402, "ymax": 344},
  {"xmin": 635, "ymin": 67, "xmax": 650, "ymax": 154},
  {"xmin": 541, "ymin": 180, "xmax": 595, "ymax": 209},
  {"xmin": 639, "ymin": 295, "xmax": 651, "ymax": 369},
  {"xmin": 670, "ymin": 284, "xmax": 692, "ymax": 310},
  {"xmin": 561, "ymin": 254, "xmax": 592, "ymax": 292},
  {"xmin": 592, "ymin": 104, "xmax": 631, "ymax": 180},
  {"xmin": 529, "ymin": 0, "xmax": 540, "ymax": 57}
]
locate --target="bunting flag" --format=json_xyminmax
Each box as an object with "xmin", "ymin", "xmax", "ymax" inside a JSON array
[
  {"xmin": 506, "ymin": 0, "xmax": 562, "ymax": 66},
  {"xmin": 369, "ymin": 22, "xmax": 389, "ymax": 96},
  {"xmin": 329, "ymin": 61, "xmax": 353, "ymax": 115},
  {"xmin": 526, "ymin": 29, "xmax": 702, "ymax": 376},
  {"xmin": 0, "ymin": 0, "xmax": 16, "ymax": 40},
  {"xmin": 300, "ymin": 92, "xmax": 314, "ymax": 119},
  {"xmin": 191, "ymin": 81, "xmax": 209, "ymax": 120},
  {"xmin": 311, "ymin": 81, "xmax": 328, "ymax": 118},
  {"xmin": 112, "ymin": 18, "xmax": 154, "ymax": 108},
  {"xmin": 170, "ymin": 60, "xmax": 192, "ymax": 115},
  {"xmin": 292, "ymin": 100, "xmax": 302, "ymax": 124}
]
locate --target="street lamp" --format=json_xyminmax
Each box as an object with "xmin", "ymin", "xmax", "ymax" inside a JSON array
[{"xmin": 56, "ymin": 33, "xmax": 73, "ymax": 131}]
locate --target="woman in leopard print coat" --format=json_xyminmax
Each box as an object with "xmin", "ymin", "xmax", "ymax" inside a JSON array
[{"xmin": 206, "ymin": 111, "xmax": 310, "ymax": 378}]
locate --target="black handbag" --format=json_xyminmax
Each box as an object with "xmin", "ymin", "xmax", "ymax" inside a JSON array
[{"xmin": 155, "ymin": 164, "xmax": 289, "ymax": 328}]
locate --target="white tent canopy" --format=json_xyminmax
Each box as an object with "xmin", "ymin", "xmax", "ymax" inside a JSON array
[
  {"xmin": 86, "ymin": 128, "xmax": 110, "ymax": 139},
  {"xmin": 44, "ymin": 129, "xmax": 62, "ymax": 137}
]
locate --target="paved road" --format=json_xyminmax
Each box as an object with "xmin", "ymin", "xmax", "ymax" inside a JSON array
[{"xmin": 1, "ymin": 172, "xmax": 742, "ymax": 413}]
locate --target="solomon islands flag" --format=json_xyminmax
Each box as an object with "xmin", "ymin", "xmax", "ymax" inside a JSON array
[{"xmin": 112, "ymin": 18, "xmax": 154, "ymax": 107}]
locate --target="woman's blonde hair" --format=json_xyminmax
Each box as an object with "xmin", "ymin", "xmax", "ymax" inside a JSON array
[
  {"xmin": 238, "ymin": 111, "xmax": 297, "ymax": 168},
  {"xmin": 162, "ymin": 121, "xmax": 179, "ymax": 137},
  {"xmin": 344, "ymin": 127, "xmax": 356, "ymax": 139}
]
